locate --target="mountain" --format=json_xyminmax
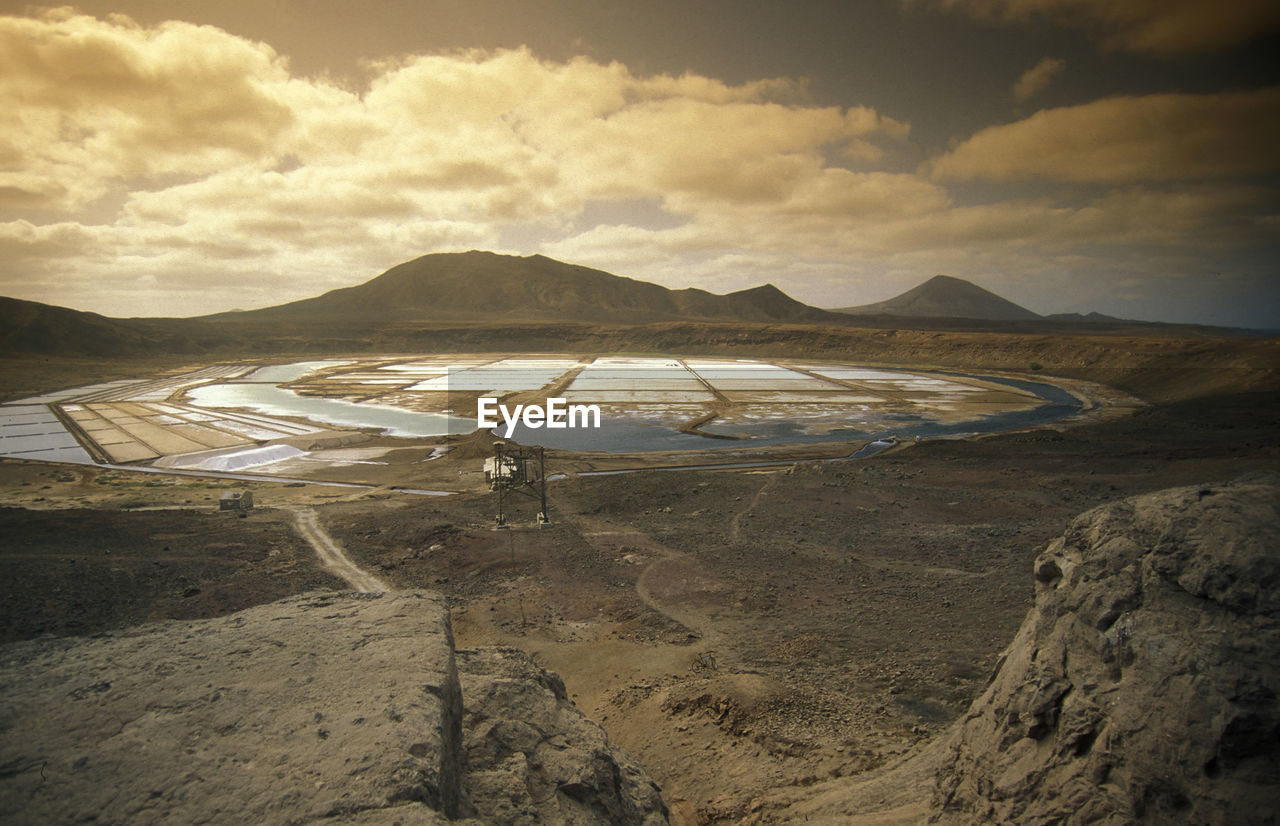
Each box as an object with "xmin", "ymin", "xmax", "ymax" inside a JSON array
[
  {"xmin": 214, "ymin": 251, "xmax": 844, "ymax": 325},
  {"xmin": 1, "ymin": 255, "xmax": 1254, "ymax": 362},
  {"xmin": 0, "ymin": 296, "xmax": 178, "ymax": 356},
  {"xmin": 0, "ymin": 295, "xmax": 263, "ymax": 358},
  {"xmin": 1046, "ymin": 310, "xmax": 1128, "ymax": 324},
  {"xmin": 833, "ymin": 274, "xmax": 1041, "ymax": 321}
]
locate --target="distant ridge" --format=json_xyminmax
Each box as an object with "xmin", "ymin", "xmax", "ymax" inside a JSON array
[
  {"xmin": 0, "ymin": 296, "xmax": 176, "ymax": 356},
  {"xmin": 1046, "ymin": 311, "xmax": 1127, "ymax": 324},
  {"xmin": 833, "ymin": 274, "xmax": 1041, "ymax": 321},
  {"xmin": 0, "ymin": 255, "xmax": 1260, "ymax": 362},
  {"xmin": 212, "ymin": 251, "xmax": 844, "ymax": 325}
]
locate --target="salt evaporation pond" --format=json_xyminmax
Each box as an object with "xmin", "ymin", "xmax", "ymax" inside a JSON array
[
  {"xmin": 501, "ymin": 377, "xmax": 1079, "ymax": 452},
  {"xmin": 183, "ymin": 358, "xmax": 1083, "ymax": 452}
]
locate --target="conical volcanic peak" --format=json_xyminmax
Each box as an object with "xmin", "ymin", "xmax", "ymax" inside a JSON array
[{"xmin": 833, "ymin": 274, "xmax": 1041, "ymax": 321}]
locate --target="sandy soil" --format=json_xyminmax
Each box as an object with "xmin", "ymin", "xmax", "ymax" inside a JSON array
[
  {"xmin": 317, "ymin": 392, "xmax": 1279, "ymax": 823},
  {"xmin": 1, "ymin": 377, "xmax": 1276, "ymax": 823}
]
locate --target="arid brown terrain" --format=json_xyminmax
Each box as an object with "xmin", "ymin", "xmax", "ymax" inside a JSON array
[{"xmin": 2, "ymin": 329, "xmax": 1276, "ymax": 823}]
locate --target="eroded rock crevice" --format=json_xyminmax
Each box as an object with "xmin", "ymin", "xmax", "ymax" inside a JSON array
[{"xmin": 0, "ymin": 590, "xmax": 669, "ymax": 825}]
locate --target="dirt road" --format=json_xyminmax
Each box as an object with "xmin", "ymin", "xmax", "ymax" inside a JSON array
[{"xmin": 287, "ymin": 505, "xmax": 388, "ymax": 593}]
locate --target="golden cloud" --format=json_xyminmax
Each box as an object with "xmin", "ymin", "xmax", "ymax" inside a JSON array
[
  {"xmin": 928, "ymin": 88, "xmax": 1280, "ymax": 183},
  {"xmin": 0, "ymin": 9, "xmax": 293, "ymax": 210},
  {"xmin": 347, "ymin": 49, "xmax": 911, "ymax": 212},
  {"xmin": 0, "ymin": 10, "xmax": 918, "ymax": 293},
  {"xmin": 544, "ymin": 178, "xmax": 1272, "ymax": 287},
  {"xmin": 914, "ymin": 0, "xmax": 1280, "ymax": 55},
  {"xmin": 1, "ymin": 10, "xmax": 1274, "ymax": 322},
  {"xmin": 1012, "ymin": 57, "xmax": 1065, "ymax": 102}
]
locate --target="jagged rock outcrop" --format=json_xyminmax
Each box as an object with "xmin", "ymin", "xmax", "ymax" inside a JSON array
[
  {"xmin": 751, "ymin": 476, "xmax": 1280, "ymax": 825},
  {"xmin": 458, "ymin": 647, "xmax": 668, "ymax": 825},
  {"xmin": 931, "ymin": 474, "xmax": 1280, "ymax": 824},
  {"xmin": 0, "ymin": 591, "xmax": 668, "ymax": 825}
]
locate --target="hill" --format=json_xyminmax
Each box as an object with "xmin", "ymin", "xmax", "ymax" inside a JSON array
[
  {"xmin": 2, "ymin": 252, "xmax": 1272, "ymax": 404},
  {"xmin": 0, "ymin": 296, "xmax": 188, "ymax": 357},
  {"xmin": 0, "ymin": 252, "xmax": 846, "ymax": 357},
  {"xmin": 213, "ymin": 251, "xmax": 844, "ymax": 325},
  {"xmin": 833, "ymin": 274, "xmax": 1041, "ymax": 321},
  {"xmin": 1046, "ymin": 310, "xmax": 1128, "ymax": 323},
  {"xmin": 1, "ymin": 296, "xmax": 134, "ymax": 355}
]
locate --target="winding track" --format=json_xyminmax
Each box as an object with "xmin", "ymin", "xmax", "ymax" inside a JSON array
[
  {"xmin": 575, "ymin": 515, "xmax": 729, "ymax": 655},
  {"xmin": 287, "ymin": 505, "xmax": 388, "ymax": 593}
]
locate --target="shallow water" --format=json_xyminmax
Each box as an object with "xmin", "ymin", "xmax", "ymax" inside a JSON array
[
  {"xmin": 241, "ymin": 360, "xmax": 350, "ymax": 384},
  {"xmin": 186, "ymin": 382, "xmax": 473, "ymax": 437}
]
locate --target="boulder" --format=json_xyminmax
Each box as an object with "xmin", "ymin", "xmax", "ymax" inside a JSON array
[
  {"xmin": 753, "ymin": 475, "xmax": 1280, "ymax": 825},
  {"xmin": 458, "ymin": 646, "xmax": 668, "ymax": 825},
  {"xmin": 932, "ymin": 474, "xmax": 1280, "ymax": 823}
]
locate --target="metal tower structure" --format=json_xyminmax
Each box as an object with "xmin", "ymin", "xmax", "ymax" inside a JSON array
[{"xmin": 484, "ymin": 442, "xmax": 548, "ymax": 527}]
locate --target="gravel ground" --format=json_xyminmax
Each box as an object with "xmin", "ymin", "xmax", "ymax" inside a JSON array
[{"xmin": 1, "ymin": 390, "xmax": 1276, "ymax": 824}]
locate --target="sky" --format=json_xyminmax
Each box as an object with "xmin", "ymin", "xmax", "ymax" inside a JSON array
[{"xmin": 1, "ymin": 1, "xmax": 1278, "ymax": 327}]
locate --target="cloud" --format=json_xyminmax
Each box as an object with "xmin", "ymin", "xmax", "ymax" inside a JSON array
[
  {"xmin": 540, "ymin": 176, "xmax": 1277, "ymax": 322},
  {"xmin": 1013, "ymin": 57, "xmax": 1065, "ymax": 102},
  {"xmin": 929, "ymin": 87, "xmax": 1280, "ymax": 183},
  {"xmin": 0, "ymin": 11, "xmax": 924, "ymax": 313},
  {"xmin": 865, "ymin": 183, "xmax": 1275, "ymax": 253},
  {"xmin": 0, "ymin": 220, "xmax": 100, "ymax": 274},
  {"xmin": 0, "ymin": 9, "xmax": 294, "ymax": 210},
  {"xmin": 1, "ymin": 10, "xmax": 1275, "ymax": 325},
  {"xmin": 0, "ymin": 10, "xmax": 912, "ymax": 226},
  {"xmin": 913, "ymin": 0, "xmax": 1280, "ymax": 55}
]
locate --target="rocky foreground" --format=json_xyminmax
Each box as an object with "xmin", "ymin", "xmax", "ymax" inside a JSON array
[
  {"xmin": 2, "ymin": 475, "xmax": 1278, "ymax": 825},
  {"xmin": 929, "ymin": 473, "xmax": 1280, "ymax": 824},
  {"xmin": 762, "ymin": 473, "xmax": 1280, "ymax": 824},
  {"xmin": 0, "ymin": 591, "xmax": 667, "ymax": 825}
]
